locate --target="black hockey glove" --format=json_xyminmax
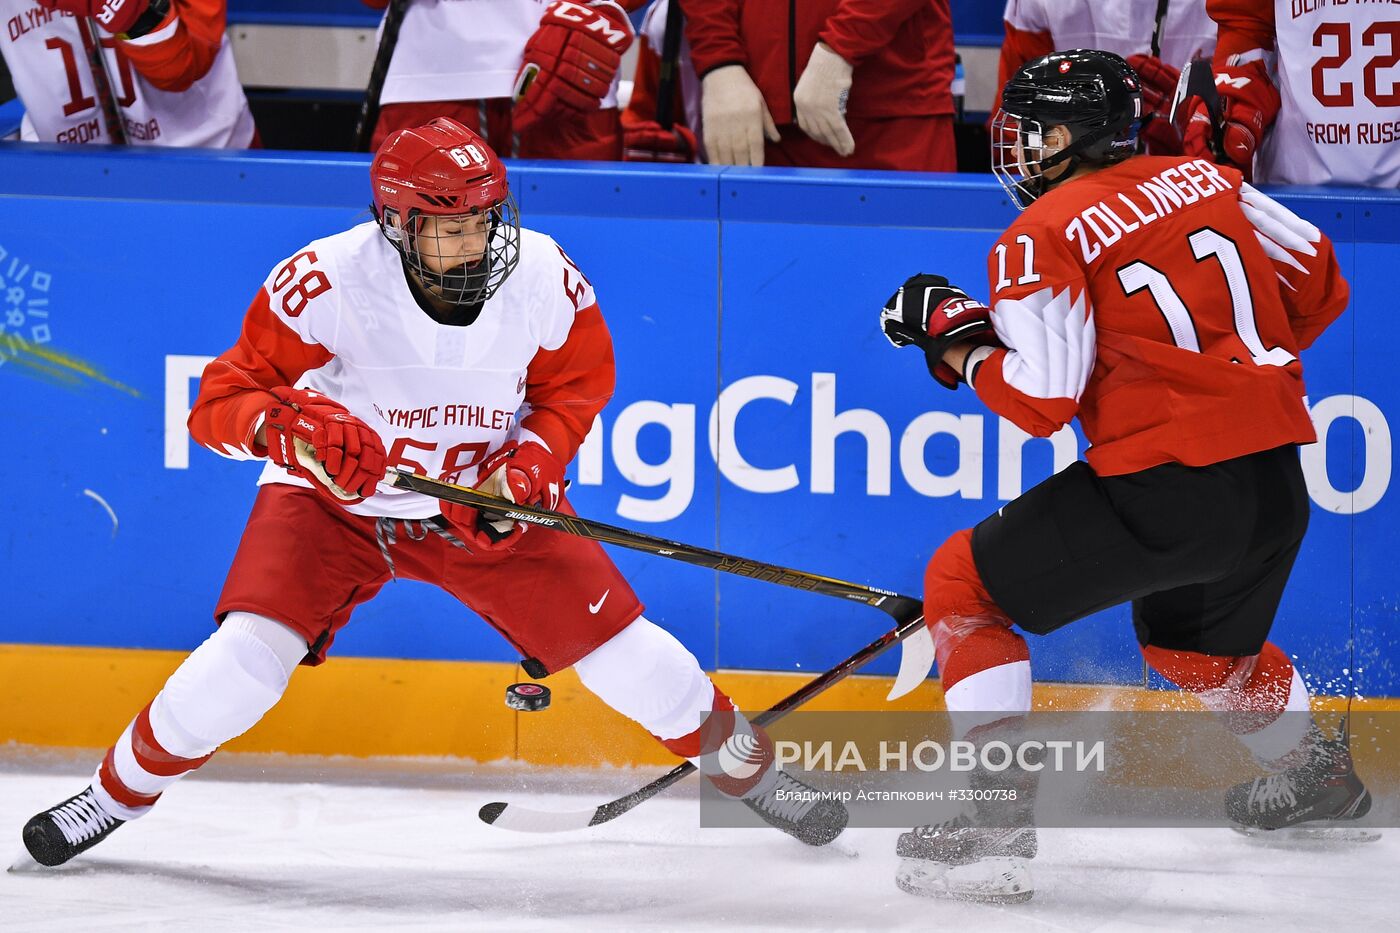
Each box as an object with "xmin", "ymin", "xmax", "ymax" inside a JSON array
[{"xmin": 880, "ymin": 273, "xmax": 995, "ymax": 390}]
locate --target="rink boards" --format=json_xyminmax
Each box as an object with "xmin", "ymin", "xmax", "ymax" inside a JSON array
[{"xmin": 1, "ymin": 147, "xmax": 1398, "ymax": 756}]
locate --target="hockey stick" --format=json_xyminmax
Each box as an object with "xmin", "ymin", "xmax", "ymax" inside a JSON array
[
  {"xmin": 1149, "ymin": 0, "xmax": 1169, "ymax": 59},
  {"xmin": 79, "ymin": 19, "xmax": 126, "ymax": 144},
  {"xmin": 478, "ymin": 609, "xmax": 927, "ymax": 832},
  {"xmin": 654, "ymin": 0, "xmax": 685, "ymax": 130},
  {"xmin": 387, "ymin": 468, "xmax": 935, "ymax": 701},
  {"xmin": 1168, "ymin": 58, "xmax": 1226, "ymax": 160},
  {"xmin": 290, "ymin": 442, "xmax": 935, "ymax": 696},
  {"xmin": 353, "ymin": 0, "xmax": 410, "ymax": 151}
]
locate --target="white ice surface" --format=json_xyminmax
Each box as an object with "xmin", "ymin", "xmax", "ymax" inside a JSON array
[{"xmin": 0, "ymin": 754, "xmax": 1393, "ymax": 932}]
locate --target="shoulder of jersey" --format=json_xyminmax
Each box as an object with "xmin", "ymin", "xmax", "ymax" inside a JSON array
[
  {"xmin": 307, "ymin": 221, "xmax": 387, "ymax": 267},
  {"xmin": 514, "ymin": 226, "xmax": 565, "ymax": 276},
  {"xmin": 284, "ymin": 222, "xmax": 387, "ymax": 280},
  {"xmin": 1014, "ymin": 157, "xmax": 1174, "ymax": 228},
  {"xmin": 518, "ymin": 226, "xmax": 558, "ymax": 259}
]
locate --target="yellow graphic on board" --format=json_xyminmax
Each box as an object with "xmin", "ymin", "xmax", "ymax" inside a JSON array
[{"xmin": 0, "ymin": 336, "xmax": 141, "ymax": 397}]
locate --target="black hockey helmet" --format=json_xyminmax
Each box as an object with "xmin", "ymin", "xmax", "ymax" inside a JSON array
[{"xmin": 992, "ymin": 49, "xmax": 1144, "ymax": 209}]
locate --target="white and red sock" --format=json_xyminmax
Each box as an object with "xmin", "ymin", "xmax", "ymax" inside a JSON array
[
  {"xmin": 93, "ymin": 612, "xmax": 307, "ymax": 820},
  {"xmin": 1143, "ymin": 641, "xmax": 1312, "ymax": 768},
  {"xmin": 573, "ymin": 616, "xmax": 776, "ymax": 797}
]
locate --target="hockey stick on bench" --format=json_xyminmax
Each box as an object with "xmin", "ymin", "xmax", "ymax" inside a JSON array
[
  {"xmin": 386, "ymin": 468, "xmax": 935, "ymax": 703},
  {"xmin": 478, "ymin": 609, "xmax": 927, "ymax": 833}
]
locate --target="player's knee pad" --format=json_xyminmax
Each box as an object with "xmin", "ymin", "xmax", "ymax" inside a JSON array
[
  {"xmin": 931, "ymin": 612, "xmax": 1030, "ymax": 688},
  {"xmin": 931, "ymin": 615, "xmax": 1032, "ymax": 737},
  {"xmin": 573, "ymin": 615, "xmax": 715, "ymax": 742},
  {"xmin": 1141, "ymin": 643, "xmax": 1248, "ymax": 694},
  {"xmin": 1142, "ymin": 642, "xmax": 1310, "ymax": 764},
  {"xmin": 1141, "ymin": 642, "xmax": 1305, "ymax": 711},
  {"xmin": 924, "ymin": 528, "xmax": 1004, "ymax": 624},
  {"xmin": 149, "ymin": 612, "xmax": 308, "ymax": 758}
]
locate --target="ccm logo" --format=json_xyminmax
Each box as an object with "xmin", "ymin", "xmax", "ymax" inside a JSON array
[{"xmin": 549, "ymin": 1, "xmax": 629, "ymax": 47}]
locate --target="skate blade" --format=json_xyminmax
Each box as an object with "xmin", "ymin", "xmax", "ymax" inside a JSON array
[
  {"xmin": 1232, "ymin": 825, "xmax": 1382, "ymax": 847},
  {"xmin": 895, "ymin": 856, "xmax": 1033, "ymax": 903},
  {"xmin": 7, "ymin": 845, "xmax": 44, "ymax": 873}
]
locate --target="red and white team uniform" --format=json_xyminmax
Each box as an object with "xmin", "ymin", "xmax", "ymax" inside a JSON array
[
  {"xmin": 1208, "ymin": 0, "xmax": 1400, "ymax": 186},
  {"xmin": 965, "ymin": 155, "xmax": 1348, "ymax": 475},
  {"xmin": 378, "ymin": 0, "xmax": 577, "ymax": 110},
  {"xmin": 189, "ymin": 224, "xmax": 609, "ymax": 520},
  {"xmin": 6, "ymin": 114, "xmax": 835, "ymax": 871},
  {"xmin": 1000, "ymin": 0, "xmax": 1217, "ymax": 78},
  {"xmin": 0, "ymin": 0, "xmax": 255, "ymax": 146},
  {"xmin": 636, "ymin": 0, "xmax": 700, "ymax": 131},
  {"xmin": 363, "ymin": 0, "xmax": 642, "ymax": 157},
  {"xmin": 997, "ymin": 0, "xmax": 1218, "ymax": 153},
  {"xmin": 621, "ymin": 0, "xmax": 702, "ymax": 156}
]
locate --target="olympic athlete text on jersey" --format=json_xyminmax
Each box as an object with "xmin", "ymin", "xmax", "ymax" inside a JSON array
[
  {"xmin": 880, "ymin": 49, "xmax": 1368, "ymax": 904},
  {"xmin": 19, "ymin": 117, "xmax": 847, "ymax": 870}
]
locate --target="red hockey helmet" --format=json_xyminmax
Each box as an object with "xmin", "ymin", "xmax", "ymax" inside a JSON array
[{"xmin": 370, "ymin": 117, "xmax": 521, "ymax": 307}]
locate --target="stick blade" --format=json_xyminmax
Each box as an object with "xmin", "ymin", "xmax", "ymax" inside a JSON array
[
  {"xmin": 887, "ymin": 620, "xmax": 935, "ymax": 701},
  {"xmin": 478, "ymin": 801, "xmax": 598, "ymax": 833},
  {"xmin": 1168, "ymin": 58, "xmax": 1225, "ymax": 158}
]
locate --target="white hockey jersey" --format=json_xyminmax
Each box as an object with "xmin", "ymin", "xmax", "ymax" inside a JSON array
[
  {"xmin": 1209, "ymin": 0, "xmax": 1400, "ymax": 187},
  {"xmin": 189, "ymin": 223, "xmax": 615, "ymax": 520},
  {"xmin": 0, "ymin": 0, "xmax": 255, "ymax": 147},
  {"xmin": 377, "ymin": 0, "xmax": 624, "ymax": 110},
  {"xmin": 1001, "ymin": 0, "xmax": 1219, "ymax": 72}
]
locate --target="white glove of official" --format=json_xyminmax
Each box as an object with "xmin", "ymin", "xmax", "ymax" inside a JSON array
[
  {"xmin": 701, "ymin": 64, "xmax": 780, "ymax": 166},
  {"xmin": 793, "ymin": 42, "xmax": 854, "ymax": 157}
]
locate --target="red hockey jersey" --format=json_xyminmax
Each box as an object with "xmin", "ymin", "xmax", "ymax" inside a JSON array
[{"xmin": 965, "ymin": 156, "xmax": 1348, "ymax": 476}]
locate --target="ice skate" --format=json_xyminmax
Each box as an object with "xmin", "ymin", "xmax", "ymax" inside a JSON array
[
  {"xmin": 1227, "ymin": 726, "xmax": 1377, "ymax": 844},
  {"xmin": 742, "ymin": 770, "xmax": 849, "ymax": 847},
  {"xmin": 895, "ymin": 810, "xmax": 1037, "ymax": 902},
  {"xmin": 21, "ymin": 785, "xmax": 125, "ymax": 868}
]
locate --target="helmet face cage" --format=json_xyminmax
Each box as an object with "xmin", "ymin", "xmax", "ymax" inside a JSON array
[
  {"xmin": 990, "ymin": 50, "xmax": 1144, "ymax": 210},
  {"xmin": 380, "ymin": 194, "xmax": 522, "ymax": 307},
  {"xmin": 991, "ymin": 109, "xmax": 1058, "ymax": 210}
]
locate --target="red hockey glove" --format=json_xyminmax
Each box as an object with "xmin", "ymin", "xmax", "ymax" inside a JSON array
[
  {"xmin": 622, "ymin": 120, "xmax": 698, "ymax": 163},
  {"xmin": 262, "ymin": 387, "xmax": 387, "ymax": 505},
  {"xmin": 880, "ymin": 274, "xmax": 997, "ymax": 390},
  {"xmin": 478, "ymin": 441, "xmax": 566, "ymax": 510},
  {"xmin": 1182, "ymin": 60, "xmax": 1280, "ymax": 178},
  {"xmin": 439, "ymin": 441, "xmax": 566, "ymax": 552},
  {"xmin": 38, "ymin": 0, "xmax": 168, "ymax": 39},
  {"xmin": 513, "ymin": 0, "xmax": 635, "ymax": 137},
  {"xmin": 1126, "ymin": 53, "xmax": 1183, "ymax": 154}
]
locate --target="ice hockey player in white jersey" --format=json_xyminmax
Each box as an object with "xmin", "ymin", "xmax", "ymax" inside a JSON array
[
  {"xmin": 19, "ymin": 117, "xmax": 847, "ymax": 868},
  {"xmin": 0, "ymin": 0, "xmax": 255, "ymax": 147},
  {"xmin": 997, "ymin": 0, "xmax": 1218, "ymax": 153},
  {"xmin": 1184, "ymin": 0, "xmax": 1400, "ymax": 186}
]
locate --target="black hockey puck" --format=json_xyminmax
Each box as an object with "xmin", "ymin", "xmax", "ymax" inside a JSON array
[{"xmin": 505, "ymin": 682, "xmax": 551, "ymax": 712}]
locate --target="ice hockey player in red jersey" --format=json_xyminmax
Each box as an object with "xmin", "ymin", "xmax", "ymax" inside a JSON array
[
  {"xmin": 0, "ymin": 0, "xmax": 256, "ymax": 146},
  {"xmin": 1183, "ymin": 0, "xmax": 1400, "ymax": 186},
  {"xmin": 880, "ymin": 49, "xmax": 1369, "ymax": 902},
  {"xmin": 19, "ymin": 117, "xmax": 847, "ymax": 868}
]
